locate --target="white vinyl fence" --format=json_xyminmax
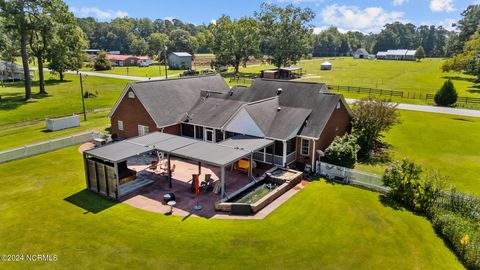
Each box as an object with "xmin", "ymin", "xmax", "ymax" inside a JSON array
[
  {"xmin": 0, "ymin": 131, "xmax": 104, "ymax": 163},
  {"xmin": 317, "ymin": 161, "xmax": 389, "ymax": 193}
]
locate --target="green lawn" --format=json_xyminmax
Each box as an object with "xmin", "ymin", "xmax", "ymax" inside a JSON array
[
  {"xmin": 0, "ymin": 74, "xmax": 130, "ymax": 126},
  {"xmin": 357, "ymin": 110, "xmax": 480, "ymax": 194},
  {"xmin": 237, "ymin": 57, "xmax": 479, "ymax": 100},
  {"xmin": 0, "ymin": 111, "xmax": 110, "ymax": 151},
  {"xmin": 81, "ymin": 65, "xmax": 182, "ymax": 78},
  {"xmin": 0, "ymin": 146, "xmax": 463, "ymax": 269}
]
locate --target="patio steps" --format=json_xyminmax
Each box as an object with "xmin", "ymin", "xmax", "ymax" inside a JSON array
[{"xmin": 118, "ymin": 178, "xmax": 154, "ymax": 197}]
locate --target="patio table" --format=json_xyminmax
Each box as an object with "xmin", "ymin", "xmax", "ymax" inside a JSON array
[{"xmin": 167, "ymin": 200, "xmax": 176, "ymax": 214}]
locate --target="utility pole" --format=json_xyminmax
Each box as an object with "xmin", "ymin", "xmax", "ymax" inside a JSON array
[
  {"xmin": 164, "ymin": 45, "xmax": 168, "ymax": 79},
  {"xmin": 158, "ymin": 51, "xmax": 162, "ymax": 76},
  {"xmin": 79, "ymin": 73, "xmax": 87, "ymax": 121}
]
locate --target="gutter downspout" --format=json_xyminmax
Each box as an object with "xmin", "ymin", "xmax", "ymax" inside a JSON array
[{"xmin": 311, "ymin": 139, "xmax": 316, "ymax": 173}]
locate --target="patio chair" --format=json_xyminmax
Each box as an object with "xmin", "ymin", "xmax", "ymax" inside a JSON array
[
  {"xmin": 201, "ymin": 174, "xmax": 214, "ymax": 192},
  {"xmin": 212, "ymin": 180, "xmax": 221, "ymax": 194},
  {"xmin": 148, "ymin": 160, "xmax": 158, "ymax": 171}
]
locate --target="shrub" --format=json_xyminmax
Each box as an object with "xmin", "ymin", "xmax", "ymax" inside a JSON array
[
  {"xmin": 383, "ymin": 159, "xmax": 444, "ymax": 213},
  {"xmin": 415, "ymin": 46, "xmax": 426, "ymax": 60},
  {"xmin": 351, "ymin": 98, "xmax": 400, "ymax": 158},
  {"xmin": 324, "ymin": 134, "xmax": 360, "ymax": 168},
  {"xmin": 431, "ymin": 208, "xmax": 480, "ymax": 269},
  {"xmin": 94, "ymin": 51, "xmax": 112, "ymax": 71},
  {"xmin": 434, "ymin": 79, "xmax": 458, "ymax": 106}
]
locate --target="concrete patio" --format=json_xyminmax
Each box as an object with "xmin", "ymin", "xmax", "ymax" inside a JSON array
[{"xmin": 120, "ymin": 157, "xmax": 308, "ymax": 219}]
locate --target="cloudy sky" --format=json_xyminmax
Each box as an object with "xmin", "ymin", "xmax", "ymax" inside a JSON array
[{"xmin": 65, "ymin": 0, "xmax": 479, "ymax": 33}]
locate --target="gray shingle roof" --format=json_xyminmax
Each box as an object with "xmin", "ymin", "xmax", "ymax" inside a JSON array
[{"xmin": 129, "ymin": 75, "xmax": 229, "ymax": 127}]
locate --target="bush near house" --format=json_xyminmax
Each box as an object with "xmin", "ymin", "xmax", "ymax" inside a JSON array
[
  {"xmin": 434, "ymin": 80, "xmax": 458, "ymax": 106},
  {"xmin": 324, "ymin": 134, "xmax": 360, "ymax": 168}
]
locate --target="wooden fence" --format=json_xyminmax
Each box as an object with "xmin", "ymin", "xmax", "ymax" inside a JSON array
[{"xmin": 328, "ymin": 84, "xmax": 480, "ymax": 105}]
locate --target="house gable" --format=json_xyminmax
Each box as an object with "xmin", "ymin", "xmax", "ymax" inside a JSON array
[{"xmin": 224, "ymin": 107, "xmax": 265, "ymax": 138}]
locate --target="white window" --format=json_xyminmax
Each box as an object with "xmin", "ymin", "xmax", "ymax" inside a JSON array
[
  {"xmin": 128, "ymin": 91, "xmax": 135, "ymax": 98},
  {"xmin": 118, "ymin": 120, "xmax": 124, "ymax": 131},
  {"xmin": 138, "ymin": 125, "xmax": 149, "ymax": 136},
  {"xmin": 301, "ymin": 138, "xmax": 310, "ymax": 156}
]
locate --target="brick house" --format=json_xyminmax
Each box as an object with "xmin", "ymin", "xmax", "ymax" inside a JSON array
[{"xmin": 109, "ymin": 75, "xmax": 352, "ymax": 171}]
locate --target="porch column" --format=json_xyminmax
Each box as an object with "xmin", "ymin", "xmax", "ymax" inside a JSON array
[
  {"xmin": 311, "ymin": 140, "xmax": 316, "ymax": 173},
  {"xmin": 272, "ymin": 143, "xmax": 276, "ymax": 165},
  {"xmin": 220, "ymin": 166, "xmax": 225, "ymax": 199},
  {"xmin": 198, "ymin": 161, "xmax": 201, "ymax": 176},
  {"xmin": 249, "ymin": 153, "xmax": 253, "ymax": 180},
  {"xmin": 167, "ymin": 154, "xmax": 172, "ymax": 188},
  {"xmin": 282, "ymin": 140, "xmax": 287, "ymax": 167}
]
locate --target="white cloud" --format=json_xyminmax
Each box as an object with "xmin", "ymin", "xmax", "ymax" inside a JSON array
[
  {"xmin": 393, "ymin": 0, "xmax": 408, "ymax": 6},
  {"xmin": 429, "ymin": 0, "xmax": 455, "ymax": 12},
  {"xmin": 210, "ymin": 19, "xmax": 217, "ymax": 25},
  {"xmin": 320, "ymin": 4, "xmax": 405, "ymax": 33},
  {"xmin": 277, "ymin": 0, "xmax": 324, "ymax": 3},
  {"xmin": 164, "ymin": 16, "xmax": 176, "ymax": 21},
  {"xmin": 70, "ymin": 7, "xmax": 128, "ymax": 19}
]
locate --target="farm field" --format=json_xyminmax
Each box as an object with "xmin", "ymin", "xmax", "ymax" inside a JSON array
[
  {"xmin": 0, "ymin": 74, "xmax": 130, "ymax": 126},
  {"xmin": 237, "ymin": 57, "xmax": 479, "ymax": 98},
  {"xmin": 357, "ymin": 110, "xmax": 480, "ymax": 194},
  {"xmin": 0, "ymin": 146, "xmax": 463, "ymax": 270}
]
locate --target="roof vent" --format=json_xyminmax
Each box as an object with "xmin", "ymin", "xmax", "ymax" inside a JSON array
[
  {"xmin": 277, "ymin": 107, "xmax": 282, "ymax": 111},
  {"xmin": 277, "ymin": 88, "xmax": 283, "ymax": 95}
]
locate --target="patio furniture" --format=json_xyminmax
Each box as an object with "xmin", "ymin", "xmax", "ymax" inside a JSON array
[
  {"xmin": 201, "ymin": 174, "xmax": 214, "ymax": 193},
  {"xmin": 212, "ymin": 180, "xmax": 221, "ymax": 194},
  {"xmin": 163, "ymin": 192, "xmax": 176, "ymax": 203},
  {"xmin": 237, "ymin": 159, "xmax": 250, "ymax": 174},
  {"xmin": 148, "ymin": 160, "xmax": 158, "ymax": 171},
  {"xmin": 167, "ymin": 200, "xmax": 176, "ymax": 214}
]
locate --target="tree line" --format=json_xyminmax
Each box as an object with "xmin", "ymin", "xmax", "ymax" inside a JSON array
[{"xmin": 0, "ymin": 0, "xmax": 87, "ymax": 99}]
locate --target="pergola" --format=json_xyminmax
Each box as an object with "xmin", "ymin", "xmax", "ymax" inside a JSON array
[{"xmin": 83, "ymin": 132, "xmax": 273, "ymax": 200}]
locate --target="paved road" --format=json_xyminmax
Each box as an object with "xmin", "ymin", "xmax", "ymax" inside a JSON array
[
  {"xmin": 71, "ymin": 70, "xmax": 177, "ymax": 81},
  {"xmin": 345, "ymin": 98, "xmax": 480, "ymax": 118}
]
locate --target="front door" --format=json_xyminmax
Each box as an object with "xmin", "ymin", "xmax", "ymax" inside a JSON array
[{"xmin": 205, "ymin": 129, "xmax": 214, "ymax": 143}]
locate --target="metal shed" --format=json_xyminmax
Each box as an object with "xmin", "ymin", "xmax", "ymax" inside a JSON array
[{"xmin": 83, "ymin": 132, "xmax": 273, "ymax": 200}]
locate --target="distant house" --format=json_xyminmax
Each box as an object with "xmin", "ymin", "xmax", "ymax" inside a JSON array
[
  {"xmin": 260, "ymin": 67, "xmax": 303, "ymax": 80},
  {"xmin": 107, "ymin": 54, "xmax": 152, "ymax": 67},
  {"xmin": 0, "ymin": 61, "xmax": 26, "ymax": 81},
  {"xmin": 137, "ymin": 56, "xmax": 153, "ymax": 67},
  {"xmin": 378, "ymin": 49, "xmax": 416, "ymax": 61},
  {"xmin": 320, "ymin": 62, "xmax": 332, "ymax": 70},
  {"xmin": 353, "ymin": 48, "xmax": 370, "ymax": 59},
  {"xmin": 168, "ymin": 52, "xmax": 192, "ymax": 70}
]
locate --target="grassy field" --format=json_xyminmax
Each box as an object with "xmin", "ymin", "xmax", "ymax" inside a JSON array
[
  {"xmin": 0, "ymin": 111, "xmax": 110, "ymax": 151},
  {"xmin": 0, "ymin": 74, "xmax": 130, "ymax": 126},
  {"xmin": 80, "ymin": 65, "xmax": 181, "ymax": 78},
  {"xmin": 357, "ymin": 110, "xmax": 480, "ymax": 194},
  {"xmin": 237, "ymin": 57, "xmax": 479, "ymax": 99},
  {"xmin": 0, "ymin": 146, "xmax": 463, "ymax": 269}
]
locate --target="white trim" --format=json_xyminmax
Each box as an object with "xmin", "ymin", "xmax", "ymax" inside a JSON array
[
  {"xmin": 108, "ymin": 84, "xmax": 133, "ymax": 118},
  {"xmin": 311, "ymin": 140, "xmax": 316, "ymax": 171}
]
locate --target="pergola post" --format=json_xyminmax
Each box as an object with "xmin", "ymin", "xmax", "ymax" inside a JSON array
[
  {"xmin": 220, "ymin": 166, "xmax": 225, "ymax": 199},
  {"xmin": 167, "ymin": 153, "xmax": 172, "ymax": 188},
  {"xmin": 198, "ymin": 161, "xmax": 201, "ymax": 176},
  {"xmin": 113, "ymin": 161, "xmax": 120, "ymax": 200},
  {"xmin": 83, "ymin": 154, "xmax": 89, "ymax": 189}
]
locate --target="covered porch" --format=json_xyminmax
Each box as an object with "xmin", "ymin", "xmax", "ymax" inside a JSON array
[{"xmin": 83, "ymin": 132, "xmax": 274, "ymax": 201}]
